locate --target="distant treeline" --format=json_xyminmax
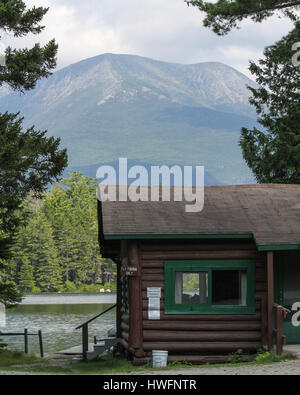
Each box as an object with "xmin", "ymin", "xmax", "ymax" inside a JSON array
[{"xmin": 3, "ymin": 173, "xmax": 116, "ymax": 294}]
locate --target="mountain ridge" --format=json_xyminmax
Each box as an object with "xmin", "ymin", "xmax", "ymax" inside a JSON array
[{"xmin": 0, "ymin": 53, "xmax": 257, "ymax": 185}]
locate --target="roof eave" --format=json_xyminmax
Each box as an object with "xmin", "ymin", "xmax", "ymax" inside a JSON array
[{"xmin": 103, "ymin": 232, "xmax": 300, "ymax": 252}]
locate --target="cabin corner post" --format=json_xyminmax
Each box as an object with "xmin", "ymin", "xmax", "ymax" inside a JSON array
[
  {"xmin": 128, "ymin": 241, "xmax": 144, "ymax": 358},
  {"xmin": 116, "ymin": 258, "xmax": 122, "ymax": 339},
  {"xmin": 267, "ymin": 251, "xmax": 275, "ymax": 351}
]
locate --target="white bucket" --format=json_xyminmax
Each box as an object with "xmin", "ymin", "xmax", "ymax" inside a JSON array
[{"xmin": 152, "ymin": 350, "xmax": 168, "ymax": 368}]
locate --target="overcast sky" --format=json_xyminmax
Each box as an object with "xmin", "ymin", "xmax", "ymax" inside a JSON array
[{"xmin": 0, "ymin": 0, "xmax": 295, "ymax": 79}]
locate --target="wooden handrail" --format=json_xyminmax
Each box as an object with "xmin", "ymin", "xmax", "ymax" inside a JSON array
[
  {"xmin": 273, "ymin": 303, "xmax": 290, "ymax": 355},
  {"xmin": 273, "ymin": 303, "xmax": 290, "ymax": 316},
  {"xmin": 76, "ymin": 303, "xmax": 117, "ymax": 330},
  {"xmin": 75, "ymin": 303, "xmax": 117, "ymax": 361}
]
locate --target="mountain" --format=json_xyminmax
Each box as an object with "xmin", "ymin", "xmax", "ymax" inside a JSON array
[
  {"xmin": 67, "ymin": 160, "xmax": 221, "ymax": 187},
  {"xmin": 0, "ymin": 53, "xmax": 258, "ymax": 185}
]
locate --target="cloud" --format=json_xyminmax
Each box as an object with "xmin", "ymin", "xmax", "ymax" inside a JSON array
[{"xmin": 1, "ymin": 0, "xmax": 295, "ymax": 78}]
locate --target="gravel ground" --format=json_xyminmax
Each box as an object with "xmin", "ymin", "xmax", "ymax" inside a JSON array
[
  {"xmin": 1, "ymin": 358, "xmax": 300, "ymax": 375},
  {"xmin": 135, "ymin": 359, "xmax": 300, "ymax": 375}
]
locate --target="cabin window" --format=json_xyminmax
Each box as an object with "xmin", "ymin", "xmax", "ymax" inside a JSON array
[
  {"xmin": 212, "ymin": 270, "xmax": 247, "ymax": 306},
  {"xmin": 175, "ymin": 272, "xmax": 208, "ymax": 305},
  {"xmin": 165, "ymin": 260, "xmax": 255, "ymax": 315}
]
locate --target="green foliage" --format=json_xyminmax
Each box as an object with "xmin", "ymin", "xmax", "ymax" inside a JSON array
[
  {"xmin": 63, "ymin": 281, "xmax": 78, "ymax": 293},
  {"xmin": 0, "ymin": 112, "xmax": 67, "ymax": 233},
  {"xmin": 0, "ymin": 237, "xmax": 22, "ymax": 307},
  {"xmin": 167, "ymin": 360, "xmax": 193, "ymax": 368},
  {"xmin": 182, "ymin": 273, "xmax": 201, "ymax": 291},
  {"xmin": 0, "ymin": 352, "xmax": 297, "ymax": 375},
  {"xmin": 228, "ymin": 349, "xmax": 249, "ymax": 363},
  {"xmin": 254, "ymin": 350, "xmax": 296, "ymax": 364},
  {"xmin": 186, "ymin": 0, "xmax": 300, "ymax": 183},
  {"xmin": 0, "ymin": 280, "xmax": 22, "ymax": 307},
  {"xmin": 30, "ymin": 286, "xmax": 41, "ymax": 294},
  {"xmin": 28, "ymin": 215, "xmax": 63, "ymax": 292},
  {"xmin": 18, "ymin": 257, "xmax": 35, "ymax": 292},
  {"xmin": 0, "ymin": 1, "xmax": 48, "ymax": 37},
  {"xmin": 254, "ymin": 351, "xmax": 274, "ymax": 363},
  {"xmin": 240, "ymin": 24, "xmax": 300, "ymax": 183},
  {"xmin": 0, "ymin": 338, "xmax": 6, "ymax": 351},
  {"xmin": 185, "ymin": 0, "xmax": 300, "ymax": 35},
  {"xmin": 0, "ymin": 350, "xmax": 39, "ymax": 367},
  {"xmin": 0, "ymin": 236, "xmax": 14, "ymax": 260},
  {"xmin": 0, "ymin": 0, "xmax": 58, "ymax": 91},
  {"xmin": 6, "ymin": 173, "xmax": 116, "ymax": 293},
  {"xmin": 3, "ymin": 39, "xmax": 58, "ymax": 92},
  {"xmin": 0, "ymin": 1, "xmax": 66, "ymax": 306}
]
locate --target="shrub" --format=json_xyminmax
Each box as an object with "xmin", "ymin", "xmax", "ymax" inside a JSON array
[{"xmin": 228, "ymin": 349, "xmax": 249, "ymax": 363}]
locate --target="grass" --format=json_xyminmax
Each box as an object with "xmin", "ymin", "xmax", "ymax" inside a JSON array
[
  {"xmin": 254, "ymin": 351, "xmax": 296, "ymax": 364},
  {"xmin": 0, "ymin": 350, "xmax": 39, "ymax": 367},
  {"xmin": 0, "ymin": 350, "xmax": 297, "ymax": 375},
  {"xmin": 0, "ymin": 353, "xmax": 193, "ymax": 375}
]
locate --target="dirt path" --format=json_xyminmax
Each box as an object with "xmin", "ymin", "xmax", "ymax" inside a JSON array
[
  {"xmin": 1, "ymin": 358, "xmax": 300, "ymax": 375},
  {"xmin": 133, "ymin": 359, "xmax": 300, "ymax": 375}
]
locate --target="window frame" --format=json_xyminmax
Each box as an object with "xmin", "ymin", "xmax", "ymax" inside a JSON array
[{"xmin": 164, "ymin": 260, "xmax": 256, "ymax": 315}]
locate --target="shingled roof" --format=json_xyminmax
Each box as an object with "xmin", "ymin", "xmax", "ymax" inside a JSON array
[{"xmin": 98, "ymin": 184, "xmax": 300, "ymax": 250}]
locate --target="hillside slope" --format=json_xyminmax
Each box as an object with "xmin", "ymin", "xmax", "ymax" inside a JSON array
[{"xmin": 0, "ymin": 53, "xmax": 258, "ymax": 185}]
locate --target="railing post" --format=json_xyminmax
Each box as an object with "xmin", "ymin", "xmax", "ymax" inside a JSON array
[
  {"xmin": 24, "ymin": 329, "xmax": 28, "ymax": 355},
  {"xmin": 75, "ymin": 303, "xmax": 117, "ymax": 362},
  {"xmin": 267, "ymin": 251, "xmax": 274, "ymax": 350},
  {"xmin": 82, "ymin": 324, "xmax": 89, "ymax": 362},
  {"xmin": 38, "ymin": 330, "xmax": 44, "ymax": 358},
  {"xmin": 260, "ymin": 295, "xmax": 268, "ymax": 347},
  {"xmin": 276, "ymin": 307, "xmax": 283, "ymax": 355}
]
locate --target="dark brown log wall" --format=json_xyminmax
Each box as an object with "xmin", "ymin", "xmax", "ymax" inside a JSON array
[
  {"xmin": 131, "ymin": 240, "xmax": 267, "ymax": 365},
  {"xmin": 119, "ymin": 241, "xmax": 131, "ymax": 354}
]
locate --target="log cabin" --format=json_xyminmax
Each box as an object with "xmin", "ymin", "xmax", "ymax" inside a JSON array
[{"xmin": 98, "ymin": 184, "xmax": 300, "ymax": 365}]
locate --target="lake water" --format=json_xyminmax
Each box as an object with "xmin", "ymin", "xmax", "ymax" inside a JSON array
[{"xmin": 0, "ymin": 293, "xmax": 116, "ymax": 356}]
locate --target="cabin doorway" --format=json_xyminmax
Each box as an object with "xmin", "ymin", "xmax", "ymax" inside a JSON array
[{"xmin": 275, "ymin": 251, "xmax": 300, "ymax": 344}]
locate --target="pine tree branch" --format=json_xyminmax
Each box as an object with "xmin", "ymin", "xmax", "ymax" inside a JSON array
[{"xmin": 186, "ymin": 0, "xmax": 300, "ymax": 34}]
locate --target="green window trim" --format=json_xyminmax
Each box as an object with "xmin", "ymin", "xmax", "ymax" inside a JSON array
[{"xmin": 164, "ymin": 260, "xmax": 256, "ymax": 315}]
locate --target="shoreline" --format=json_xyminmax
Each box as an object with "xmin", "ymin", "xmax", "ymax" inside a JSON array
[{"xmin": 19, "ymin": 293, "xmax": 117, "ymax": 305}]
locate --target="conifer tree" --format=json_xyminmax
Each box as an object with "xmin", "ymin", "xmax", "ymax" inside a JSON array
[
  {"xmin": 27, "ymin": 215, "xmax": 62, "ymax": 292},
  {"xmin": 186, "ymin": 0, "xmax": 300, "ymax": 184},
  {"xmin": 18, "ymin": 257, "xmax": 35, "ymax": 292},
  {"xmin": 186, "ymin": 0, "xmax": 300, "ymax": 35},
  {"xmin": 0, "ymin": 1, "xmax": 67, "ymax": 304},
  {"xmin": 6, "ymin": 173, "xmax": 115, "ymax": 293},
  {"xmin": 240, "ymin": 24, "xmax": 300, "ymax": 183}
]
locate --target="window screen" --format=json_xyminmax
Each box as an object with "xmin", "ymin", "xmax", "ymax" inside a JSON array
[{"xmin": 175, "ymin": 272, "xmax": 208, "ymax": 305}]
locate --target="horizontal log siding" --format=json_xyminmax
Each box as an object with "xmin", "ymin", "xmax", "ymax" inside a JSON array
[{"xmin": 137, "ymin": 240, "xmax": 267, "ymax": 364}]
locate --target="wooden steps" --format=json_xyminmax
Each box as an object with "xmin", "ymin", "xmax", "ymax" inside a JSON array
[{"xmin": 86, "ymin": 338, "xmax": 121, "ymax": 361}]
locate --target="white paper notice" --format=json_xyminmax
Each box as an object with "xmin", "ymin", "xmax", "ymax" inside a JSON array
[
  {"xmin": 147, "ymin": 288, "xmax": 161, "ymax": 320},
  {"xmin": 148, "ymin": 309, "xmax": 160, "ymax": 320},
  {"xmin": 147, "ymin": 287, "xmax": 161, "ymax": 298}
]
